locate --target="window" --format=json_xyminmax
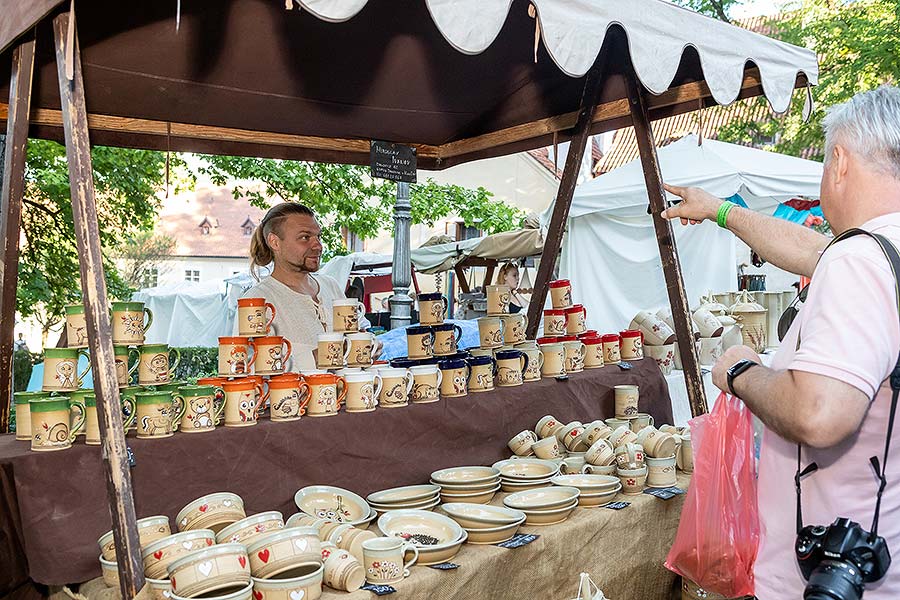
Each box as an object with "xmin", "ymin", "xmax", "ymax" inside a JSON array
[
  {"xmin": 184, "ymin": 270, "xmax": 200, "ymax": 282},
  {"xmin": 199, "ymin": 217, "xmax": 213, "ymax": 235},
  {"xmin": 140, "ymin": 268, "xmax": 158, "ymax": 288},
  {"xmin": 241, "ymin": 217, "xmax": 255, "ymax": 237},
  {"xmin": 455, "ymin": 223, "xmax": 481, "ymax": 241},
  {"xmin": 242, "ymin": 225, "xmax": 253, "ymax": 236}
]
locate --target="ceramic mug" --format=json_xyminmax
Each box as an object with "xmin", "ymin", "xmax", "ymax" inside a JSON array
[
  {"xmin": 111, "ymin": 301, "xmax": 153, "ymax": 345},
  {"xmin": 252, "ymin": 335, "xmax": 293, "ymax": 375},
  {"xmin": 560, "ymin": 456, "xmax": 594, "ymax": 475},
  {"xmin": 14, "ymin": 391, "xmax": 45, "ymax": 440},
  {"xmin": 582, "ymin": 420, "xmax": 612, "ymax": 446},
  {"xmin": 531, "ymin": 436, "xmax": 562, "ymax": 460},
  {"xmin": 433, "ymin": 323, "xmax": 463, "ymax": 356},
  {"xmin": 549, "ymin": 279, "xmax": 573, "ymax": 309},
  {"xmin": 406, "ymin": 326, "xmax": 434, "ymax": 360},
  {"xmin": 477, "ymin": 316, "xmax": 504, "ymax": 349},
  {"xmin": 417, "ymin": 293, "xmax": 447, "ymax": 326},
  {"xmin": 438, "ymin": 359, "xmax": 469, "ymax": 398},
  {"xmin": 605, "ymin": 417, "xmax": 631, "ymax": 430},
  {"xmin": 495, "ymin": 349, "xmax": 529, "ymax": 387},
  {"xmin": 677, "ymin": 433, "xmax": 693, "ymax": 473},
  {"xmin": 645, "ymin": 344, "xmax": 676, "ymax": 375},
  {"xmin": 619, "ymin": 330, "xmax": 644, "ymax": 360},
  {"xmin": 466, "ymin": 356, "xmax": 496, "ymax": 392},
  {"xmin": 134, "ymin": 391, "xmax": 185, "ymax": 439},
  {"xmin": 409, "ymin": 365, "xmax": 442, "ymax": 403},
  {"xmin": 304, "ymin": 373, "xmax": 347, "ymax": 416},
  {"xmin": 378, "ymin": 368, "xmax": 414, "ymax": 407},
  {"xmin": 197, "ymin": 377, "xmax": 227, "ymax": 425},
  {"xmin": 584, "ymin": 438, "xmax": 615, "ymax": 466},
  {"xmin": 267, "ymin": 373, "xmax": 310, "ymax": 421},
  {"xmin": 84, "ymin": 392, "xmax": 137, "ymax": 444},
  {"xmin": 42, "ymin": 348, "xmax": 90, "ymax": 392},
  {"xmin": 237, "ymin": 297, "xmax": 275, "ymax": 337},
  {"xmin": 699, "ymin": 336, "xmax": 723, "ymax": 366},
  {"xmin": 562, "ymin": 338, "xmax": 585, "ymax": 373},
  {"xmin": 65, "ymin": 304, "xmax": 89, "ymax": 348},
  {"xmin": 176, "ymin": 385, "xmax": 226, "ymax": 432},
  {"xmin": 218, "ymin": 336, "xmax": 256, "ymax": 377},
  {"xmin": 617, "ymin": 466, "xmax": 648, "ymax": 495},
  {"xmin": 614, "ymin": 385, "xmax": 640, "ymax": 419},
  {"xmin": 344, "ymin": 371, "xmax": 382, "ymax": 412},
  {"xmin": 29, "ymin": 396, "xmax": 86, "ymax": 451},
  {"xmin": 499, "ymin": 313, "xmax": 529, "ymax": 345},
  {"xmin": 646, "ymin": 455, "xmax": 677, "ymax": 488},
  {"xmin": 582, "ymin": 337, "xmax": 604, "ymax": 368},
  {"xmin": 631, "ymin": 310, "xmax": 676, "ymax": 345},
  {"xmin": 514, "ymin": 341, "xmax": 544, "ymax": 382},
  {"xmin": 333, "ymin": 298, "xmax": 365, "ymax": 333},
  {"xmin": 485, "ymin": 284, "xmax": 511, "ymax": 315},
  {"xmin": 346, "ymin": 332, "xmax": 377, "ymax": 367},
  {"xmin": 614, "ymin": 442, "xmax": 646, "ymax": 470},
  {"xmin": 601, "ymin": 334, "xmax": 621, "ymax": 363},
  {"xmin": 564, "ymin": 305, "xmax": 587, "ymax": 335},
  {"xmin": 321, "ymin": 543, "xmax": 366, "ymax": 592},
  {"xmin": 609, "ymin": 425, "xmax": 639, "ymax": 448},
  {"xmin": 542, "ymin": 309, "xmax": 567, "ymax": 336},
  {"xmin": 508, "ymin": 430, "xmax": 538, "ymax": 456},
  {"xmin": 114, "ymin": 345, "xmax": 140, "ymax": 388},
  {"xmin": 361, "ymin": 537, "xmax": 419, "ymax": 586},
  {"xmin": 536, "ymin": 339, "xmax": 566, "ymax": 378},
  {"xmin": 222, "ymin": 379, "xmax": 263, "ymax": 426},
  {"xmin": 630, "ymin": 413, "xmax": 655, "ymax": 433},
  {"xmin": 317, "ymin": 333, "xmax": 349, "ymax": 369},
  {"xmin": 535, "ymin": 415, "xmax": 561, "ymax": 439},
  {"xmin": 138, "ymin": 344, "xmax": 181, "ymax": 386},
  {"xmin": 692, "ymin": 307, "xmax": 724, "ymax": 338}
]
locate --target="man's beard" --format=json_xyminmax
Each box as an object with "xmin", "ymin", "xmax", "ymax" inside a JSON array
[{"xmin": 287, "ymin": 256, "xmax": 320, "ymax": 273}]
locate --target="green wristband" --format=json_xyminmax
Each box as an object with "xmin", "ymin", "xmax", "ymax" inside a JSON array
[{"xmin": 716, "ymin": 202, "xmax": 735, "ymax": 229}]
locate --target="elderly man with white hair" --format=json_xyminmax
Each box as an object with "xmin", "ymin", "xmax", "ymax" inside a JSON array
[{"xmin": 663, "ymin": 86, "xmax": 900, "ymax": 599}]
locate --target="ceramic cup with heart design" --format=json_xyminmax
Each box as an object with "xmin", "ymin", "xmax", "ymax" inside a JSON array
[
  {"xmin": 361, "ymin": 537, "xmax": 419, "ymax": 586},
  {"xmin": 405, "ymin": 326, "xmax": 435, "ymax": 360},
  {"xmin": 485, "ymin": 284, "xmax": 511, "ymax": 315},
  {"xmin": 304, "ymin": 373, "xmax": 347, "ymax": 417},
  {"xmin": 614, "ymin": 442, "xmax": 645, "ymax": 470},
  {"xmin": 142, "ymin": 529, "xmax": 217, "ymax": 580},
  {"xmin": 83, "ymin": 392, "xmax": 137, "ymax": 444},
  {"xmin": 514, "ymin": 341, "xmax": 544, "ymax": 382},
  {"xmin": 251, "ymin": 562, "xmax": 323, "ymax": 600},
  {"xmin": 253, "ymin": 336, "xmax": 293, "ymax": 375},
  {"xmin": 614, "ymin": 385, "xmax": 639, "ymax": 419},
  {"xmin": 135, "ymin": 391, "xmax": 186, "ymax": 439},
  {"xmin": 542, "ymin": 309, "xmax": 567, "ymax": 337},
  {"xmin": 247, "ymin": 527, "xmax": 321, "ymax": 578},
  {"xmin": 237, "ymin": 298, "xmax": 275, "ymax": 337},
  {"xmin": 113, "ymin": 345, "xmax": 140, "ymax": 387},
  {"xmin": 409, "ymin": 364, "xmax": 442, "ymax": 403},
  {"xmin": 561, "ymin": 424, "xmax": 586, "ymax": 452},
  {"xmin": 531, "ymin": 436, "xmax": 562, "ymax": 460},
  {"xmin": 564, "ymin": 304, "xmax": 587, "ymax": 335},
  {"xmin": 466, "ymin": 355, "xmax": 496, "ymax": 392},
  {"xmin": 417, "ymin": 293, "xmax": 448, "ymax": 326},
  {"xmin": 601, "ymin": 334, "xmax": 621, "ymax": 363},
  {"xmin": 166, "ymin": 543, "xmax": 250, "ymax": 598},
  {"xmin": 177, "ymin": 492, "xmax": 246, "ymax": 533},
  {"xmin": 332, "ymin": 526, "xmax": 378, "ymax": 563},
  {"xmin": 378, "ymin": 368, "xmax": 413, "ymax": 407},
  {"xmin": 64, "ymin": 304, "xmax": 89, "ymax": 348},
  {"xmin": 111, "ymin": 301, "xmax": 153, "ymax": 345},
  {"xmin": 320, "ymin": 542, "xmax": 365, "ymax": 592},
  {"xmin": 316, "ymin": 333, "xmax": 349, "ymax": 369},
  {"xmin": 582, "ymin": 336, "xmax": 605, "ymax": 368},
  {"xmin": 535, "ymin": 415, "xmax": 562, "ymax": 439},
  {"xmin": 267, "ymin": 374, "xmax": 310, "ymax": 422},
  {"xmin": 146, "ymin": 577, "xmax": 172, "ymax": 600},
  {"xmin": 432, "ymin": 323, "xmax": 463, "ymax": 356},
  {"xmin": 536, "ymin": 338, "xmax": 566, "ymax": 378},
  {"xmin": 99, "ymin": 515, "xmax": 171, "ymax": 561},
  {"xmin": 216, "ymin": 512, "xmax": 285, "ymax": 547},
  {"xmin": 508, "ymin": 430, "xmax": 538, "ymax": 456},
  {"xmin": 549, "ymin": 279, "xmax": 573, "ymax": 309},
  {"xmin": 29, "ymin": 396, "xmax": 86, "ymax": 452},
  {"xmin": 500, "ymin": 313, "xmax": 528, "ymax": 345},
  {"xmin": 346, "ymin": 332, "xmax": 377, "ymax": 368},
  {"xmin": 42, "ymin": 348, "xmax": 90, "ymax": 392},
  {"xmin": 584, "ymin": 438, "xmax": 615, "ymax": 466},
  {"xmin": 561, "ymin": 337, "xmax": 585, "ymax": 373},
  {"xmin": 477, "ymin": 316, "xmax": 504, "ymax": 349},
  {"xmin": 344, "ymin": 371, "xmax": 382, "ymax": 413},
  {"xmin": 138, "ymin": 344, "xmax": 181, "ymax": 386},
  {"xmin": 218, "ymin": 337, "xmax": 255, "ymax": 377},
  {"xmin": 333, "ymin": 298, "xmax": 365, "ymax": 333},
  {"xmin": 619, "ymin": 330, "xmax": 644, "ymax": 360}
]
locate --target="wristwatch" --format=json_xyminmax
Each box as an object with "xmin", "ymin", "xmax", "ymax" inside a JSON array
[{"xmin": 726, "ymin": 359, "xmax": 758, "ymax": 396}]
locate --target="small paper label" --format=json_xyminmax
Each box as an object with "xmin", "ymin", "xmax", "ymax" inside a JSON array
[
  {"xmin": 643, "ymin": 486, "xmax": 685, "ymax": 500},
  {"xmin": 601, "ymin": 501, "xmax": 631, "ymax": 510},
  {"xmin": 428, "ymin": 562, "xmax": 460, "ymax": 570},
  {"xmin": 361, "ymin": 583, "xmax": 397, "ymax": 595},
  {"xmin": 617, "ymin": 361, "xmax": 633, "ymax": 370},
  {"xmin": 496, "ymin": 533, "xmax": 539, "ymax": 548},
  {"xmin": 127, "ymin": 446, "xmax": 136, "ymax": 467}
]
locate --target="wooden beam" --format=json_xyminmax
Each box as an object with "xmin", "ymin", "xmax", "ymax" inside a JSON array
[
  {"xmin": 0, "ymin": 37, "xmax": 35, "ymax": 433},
  {"xmin": 455, "ymin": 265, "xmax": 471, "ymax": 294},
  {"xmin": 626, "ymin": 73, "xmax": 707, "ymax": 418},
  {"xmin": 526, "ymin": 58, "xmax": 607, "ymax": 339},
  {"xmin": 52, "ymin": 13, "xmax": 145, "ymax": 598}
]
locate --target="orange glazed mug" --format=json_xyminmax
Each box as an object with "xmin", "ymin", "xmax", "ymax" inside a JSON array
[{"xmin": 237, "ymin": 297, "xmax": 276, "ymax": 337}]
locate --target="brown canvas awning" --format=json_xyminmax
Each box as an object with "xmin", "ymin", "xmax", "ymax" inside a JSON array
[{"xmin": 0, "ymin": 0, "xmax": 818, "ymax": 169}]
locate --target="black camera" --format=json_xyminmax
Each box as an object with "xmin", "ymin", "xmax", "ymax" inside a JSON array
[{"xmin": 795, "ymin": 517, "xmax": 891, "ymax": 600}]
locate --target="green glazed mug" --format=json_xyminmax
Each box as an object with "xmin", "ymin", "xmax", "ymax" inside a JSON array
[
  {"xmin": 65, "ymin": 304, "xmax": 89, "ymax": 348},
  {"xmin": 133, "ymin": 391, "xmax": 186, "ymax": 439},
  {"xmin": 29, "ymin": 396, "xmax": 86, "ymax": 451},
  {"xmin": 83, "ymin": 393, "xmax": 137, "ymax": 445},
  {"xmin": 111, "ymin": 301, "xmax": 153, "ymax": 345},
  {"xmin": 42, "ymin": 348, "xmax": 91, "ymax": 392},
  {"xmin": 177, "ymin": 385, "xmax": 226, "ymax": 433},
  {"xmin": 13, "ymin": 391, "xmax": 53, "ymax": 441},
  {"xmin": 114, "ymin": 345, "xmax": 140, "ymax": 388},
  {"xmin": 137, "ymin": 345, "xmax": 181, "ymax": 386}
]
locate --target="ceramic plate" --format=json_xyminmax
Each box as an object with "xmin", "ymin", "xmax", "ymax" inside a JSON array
[
  {"xmin": 377, "ymin": 509, "xmax": 464, "ymax": 547},
  {"xmin": 549, "ymin": 474, "xmax": 620, "ymax": 491},
  {"xmin": 367, "ymin": 485, "xmax": 441, "ymax": 505},
  {"xmin": 430, "ymin": 466, "xmax": 500, "ymax": 485},
  {"xmin": 503, "ymin": 486, "xmax": 580, "ymax": 510},
  {"xmin": 492, "ymin": 458, "xmax": 559, "ymax": 480},
  {"xmin": 439, "ymin": 503, "xmax": 526, "ymax": 529},
  {"xmin": 294, "ymin": 486, "xmax": 370, "ymax": 525}
]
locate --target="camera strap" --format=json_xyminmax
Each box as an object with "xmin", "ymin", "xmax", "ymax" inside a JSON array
[{"xmin": 795, "ymin": 228, "xmax": 900, "ymax": 538}]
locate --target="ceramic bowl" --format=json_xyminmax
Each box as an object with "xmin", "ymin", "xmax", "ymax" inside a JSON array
[
  {"xmin": 462, "ymin": 516, "xmax": 526, "ymax": 544},
  {"xmin": 177, "ymin": 492, "xmax": 245, "ymax": 533},
  {"xmin": 99, "ymin": 515, "xmax": 171, "ymax": 561},
  {"xmin": 353, "ymin": 509, "xmax": 378, "ymax": 531},
  {"xmin": 284, "ymin": 513, "xmax": 327, "ymax": 532},
  {"xmin": 503, "ymin": 486, "xmax": 580, "ymax": 511},
  {"xmin": 430, "ymin": 466, "xmax": 500, "ymax": 486},
  {"xmin": 439, "ymin": 503, "xmax": 526, "ymax": 529},
  {"xmin": 100, "ymin": 555, "xmax": 119, "ymax": 589},
  {"xmin": 251, "ymin": 562, "xmax": 323, "ymax": 600},
  {"xmin": 166, "ymin": 543, "xmax": 250, "ymax": 599},
  {"xmin": 377, "ymin": 509, "xmax": 466, "ymax": 564},
  {"xmin": 142, "ymin": 529, "xmax": 217, "ymax": 580},
  {"xmin": 146, "ymin": 577, "xmax": 173, "ymax": 600},
  {"xmin": 215, "ymin": 511, "xmax": 284, "ymax": 545},
  {"xmin": 246, "ymin": 527, "xmax": 321, "ymax": 579},
  {"xmin": 170, "ymin": 581, "xmax": 253, "ymax": 600},
  {"xmin": 491, "ymin": 458, "xmax": 559, "ymax": 480},
  {"xmin": 519, "ymin": 499, "xmax": 579, "ymax": 526},
  {"xmin": 366, "ymin": 485, "xmax": 441, "ymax": 505},
  {"xmin": 549, "ymin": 474, "xmax": 620, "ymax": 492},
  {"xmin": 430, "ymin": 478, "xmax": 500, "ymax": 492},
  {"xmin": 294, "ymin": 486, "xmax": 371, "ymax": 526},
  {"xmin": 499, "ymin": 478, "xmax": 553, "ymax": 493},
  {"xmin": 576, "ymin": 484, "xmax": 622, "ymax": 507},
  {"xmin": 587, "ymin": 464, "xmax": 617, "ymax": 476},
  {"xmin": 371, "ymin": 497, "xmax": 441, "ymax": 515},
  {"xmin": 438, "ymin": 483, "xmax": 501, "ymax": 505}
]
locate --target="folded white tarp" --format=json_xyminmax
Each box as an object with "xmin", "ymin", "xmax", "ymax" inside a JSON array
[
  {"xmin": 410, "ymin": 229, "xmax": 544, "ymax": 274},
  {"xmin": 133, "ymin": 281, "xmax": 231, "ymax": 347}
]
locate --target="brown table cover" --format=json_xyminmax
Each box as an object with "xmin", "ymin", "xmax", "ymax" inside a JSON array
[{"xmin": 0, "ymin": 359, "xmax": 672, "ymax": 591}]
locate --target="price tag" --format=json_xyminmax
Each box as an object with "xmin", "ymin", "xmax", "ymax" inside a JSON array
[
  {"xmin": 496, "ymin": 533, "xmax": 539, "ymax": 548},
  {"xmin": 643, "ymin": 486, "xmax": 686, "ymax": 500},
  {"xmin": 127, "ymin": 446, "xmax": 136, "ymax": 467},
  {"xmin": 361, "ymin": 583, "xmax": 397, "ymax": 595},
  {"xmin": 428, "ymin": 562, "xmax": 460, "ymax": 570},
  {"xmin": 601, "ymin": 501, "xmax": 631, "ymax": 510},
  {"xmin": 617, "ymin": 361, "xmax": 633, "ymax": 370}
]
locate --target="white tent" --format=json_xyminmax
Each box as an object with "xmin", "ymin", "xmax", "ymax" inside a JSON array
[{"xmin": 544, "ymin": 135, "xmax": 823, "ymax": 331}]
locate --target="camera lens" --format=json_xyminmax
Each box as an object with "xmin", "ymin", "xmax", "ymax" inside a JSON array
[{"xmin": 804, "ymin": 560, "xmax": 865, "ymax": 600}]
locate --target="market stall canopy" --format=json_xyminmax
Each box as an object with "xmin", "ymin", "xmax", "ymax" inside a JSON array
[
  {"xmin": 410, "ymin": 228, "xmax": 544, "ymax": 274},
  {"xmin": 0, "ymin": 0, "xmax": 818, "ymax": 169}
]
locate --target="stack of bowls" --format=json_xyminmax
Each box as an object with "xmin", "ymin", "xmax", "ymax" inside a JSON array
[
  {"xmin": 492, "ymin": 458, "xmax": 559, "ymax": 492},
  {"xmin": 377, "ymin": 509, "xmax": 468, "ymax": 565},
  {"xmin": 549, "ymin": 474, "xmax": 622, "ymax": 507},
  {"xmin": 503, "ymin": 486, "xmax": 580, "ymax": 526},
  {"xmin": 366, "ymin": 485, "xmax": 441, "ymax": 515},
  {"xmin": 440, "ymin": 503, "xmax": 527, "ymax": 545},
  {"xmin": 293, "ymin": 486, "xmax": 376, "ymax": 530},
  {"xmin": 430, "ymin": 466, "xmax": 501, "ymax": 504}
]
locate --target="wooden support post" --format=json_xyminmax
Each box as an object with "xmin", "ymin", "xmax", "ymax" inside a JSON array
[
  {"xmin": 455, "ymin": 265, "xmax": 471, "ymax": 294},
  {"xmin": 52, "ymin": 13, "xmax": 145, "ymax": 597},
  {"xmin": 526, "ymin": 58, "xmax": 606, "ymax": 339},
  {"xmin": 0, "ymin": 38, "xmax": 35, "ymax": 433},
  {"xmin": 626, "ymin": 75, "xmax": 707, "ymax": 418}
]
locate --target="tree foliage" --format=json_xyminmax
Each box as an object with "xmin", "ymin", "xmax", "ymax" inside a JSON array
[
  {"xmin": 116, "ymin": 231, "xmax": 177, "ymax": 288},
  {"xmin": 198, "ymin": 157, "xmax": 524, "ymax": 259}
]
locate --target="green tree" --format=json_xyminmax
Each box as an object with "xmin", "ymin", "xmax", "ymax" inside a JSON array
[
  {"xmin": 116, "ymin": 231, "xmax": 177, "ymax": 288},
  {"xmin": 198, "ymin": 157, "xmax": 524, "ymax": 259},
  {"xmin": 19, "ymin": 140, "xmax": 177, "ymax": 345}
]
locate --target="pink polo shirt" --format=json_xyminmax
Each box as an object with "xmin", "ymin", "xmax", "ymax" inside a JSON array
[{"xmin": 755, "ymin": 213, "xmax": 900, "ymax": 599}]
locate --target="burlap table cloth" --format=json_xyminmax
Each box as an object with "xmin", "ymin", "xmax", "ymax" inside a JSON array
[{"xmin": 0, "ymin": 359, "xmax": 673, "ymax": 592}]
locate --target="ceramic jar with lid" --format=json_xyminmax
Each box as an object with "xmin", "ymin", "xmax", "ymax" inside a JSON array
[{"xmin": 730, "ymin": 290, "xmax": 767, "ymax": 352}]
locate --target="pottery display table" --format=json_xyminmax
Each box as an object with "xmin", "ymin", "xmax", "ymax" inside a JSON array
[{"xmin": 0, "ymin": 358, "xmax": 673, "ymax": 593}]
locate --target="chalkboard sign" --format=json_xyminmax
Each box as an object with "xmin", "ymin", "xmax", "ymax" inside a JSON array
[{"xmin": 370, "ymin": 140, "xmax": 417, "ymax": 183}]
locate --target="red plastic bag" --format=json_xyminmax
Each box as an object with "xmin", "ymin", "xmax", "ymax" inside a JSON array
[{"xmin": 665, "ymin": 392, "xmax": 760, "ymax": 597}]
